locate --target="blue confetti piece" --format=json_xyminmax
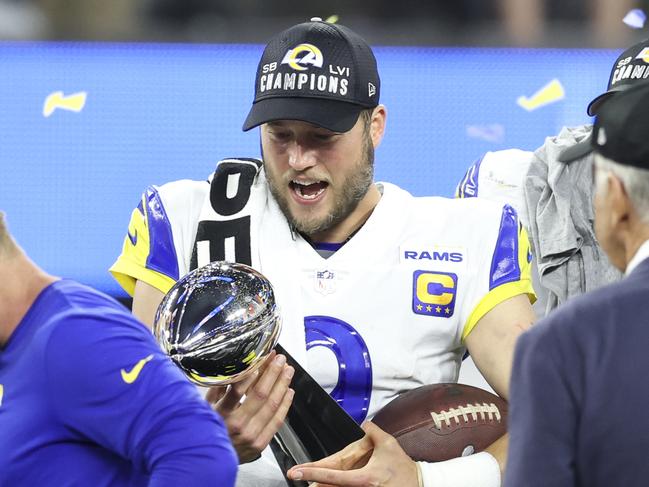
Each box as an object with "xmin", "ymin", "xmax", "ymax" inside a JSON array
[{"xmin": 623, "ymin": 9, "xmax": 646, "ymax": 29}]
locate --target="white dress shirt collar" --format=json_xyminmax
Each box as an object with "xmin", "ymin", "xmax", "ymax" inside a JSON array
[{"xmin": 625, "ymin": 238, "xmax": 649, "ymax": 276}]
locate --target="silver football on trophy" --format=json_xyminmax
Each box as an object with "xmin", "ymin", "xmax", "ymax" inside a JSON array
[{"xmin": 153, "ymin": 261, "xmax": 282, "ymax": 386}]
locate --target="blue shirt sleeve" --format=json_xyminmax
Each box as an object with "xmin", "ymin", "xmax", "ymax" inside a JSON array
[
  {"xmin": 504, "ymin": 318, "xmax": 578, "ymax": 487},
  {"xmin": 44, "ymin": 310, "xmax": 237, "ymax": 486}
]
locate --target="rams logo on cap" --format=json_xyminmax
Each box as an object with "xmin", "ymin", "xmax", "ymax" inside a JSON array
[
  {"xmin": 281, "ymin": 44, "xmax": 324, "ymax": 71},
  {"xmin": 635, "ymin": 47, "xmax": 649, "ymax": 63}
]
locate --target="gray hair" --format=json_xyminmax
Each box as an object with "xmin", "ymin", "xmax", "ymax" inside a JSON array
[{"xmin": 594, "ymin": 153, "xmax": 649, "ymax": 225}]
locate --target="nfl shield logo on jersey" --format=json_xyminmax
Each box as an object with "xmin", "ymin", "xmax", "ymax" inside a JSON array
[{"xmin": 314, "ymin": 269, "xmax": 337, "ymax": 295}]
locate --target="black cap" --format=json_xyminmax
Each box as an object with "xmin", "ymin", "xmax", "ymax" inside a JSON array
[
  {"xmin": 591, "ymin": 82, "xmax": 649, "ymax": 170},
  {"xmin": 559, "ymin": 38, "xmax": 649, "ymax": 163},
  {"xmin": 587, "ymin": 38, "xmax": 649, "ymax": 117},
  {"xmin": 243, "ymin": 19, "xmax": 380, "ymax": 132}
]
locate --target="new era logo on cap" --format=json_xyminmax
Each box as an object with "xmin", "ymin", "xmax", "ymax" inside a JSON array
[
  {"xmin": 596, "ymin": 127, "xmax": 607, "ymax": 146},
  {"xmin": 243, "ymin": 20, "xmax": 381, "ymax": 133}
]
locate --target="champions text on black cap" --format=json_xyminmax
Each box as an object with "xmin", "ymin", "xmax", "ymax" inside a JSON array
[
  {"xmin": 242, "ymin": 18, "xmax": 380, "ymax": 133},
  {"xmin": 559, "ymin": 38, "xmax": 649, "ymax": 163},
  {"xmin": 587, "ymin": 38, "xmax": 649, "ymax": 117}
]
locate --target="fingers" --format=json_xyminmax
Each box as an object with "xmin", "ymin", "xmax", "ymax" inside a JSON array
[
  {"xmin": 362, "ymin": 420, "xmax": 390, "ymax": 439},
  {"xmin": 205, "ymin": 385, "xmax": 227, "ymax": 404},
  {"xmin": 288, "ymin": 466, "xmax": 369, "ymax": 486},
  {"xmin": 222, "ymin": 353, "xmax": 295, "ymax": 462},
  {"xmin": 246, "ymin": 353, "xmax": 289, "ymax": 407},
  {"xmin": 287, "ymin": 423, "xmax": 415, "ymax": 487},
  {"xmin": 288, "ymin": 431, "xmax": 374, "ymax": 474},
  {"xmin": 243, "ymin": 358, "xmax": 294, "ymax": 431},
  {"xmin": 211, "ymin": 350, "xmax": 278, "ymax": 415},
  {"xmin": 254, "ymin": 385, "xmax": 295, "ymax": 447},
  {"xmin": 215, "ymin": 369, "xmax": 259, "ymax": 414}
]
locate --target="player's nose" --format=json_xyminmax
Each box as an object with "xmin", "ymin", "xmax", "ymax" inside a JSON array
[{"xmin": 287, "ymin": 142, "xmax": 317, "ymax": 171}]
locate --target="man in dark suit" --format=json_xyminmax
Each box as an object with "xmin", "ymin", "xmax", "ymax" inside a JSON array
[{"xmin": 504, "ymin": 82, "xmax": 649, "ymax": 487}]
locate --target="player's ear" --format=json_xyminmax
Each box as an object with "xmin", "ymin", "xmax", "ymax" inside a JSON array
[{"xmin": 369, "ymin": 105, "xmax": 387, "ymax": 149}]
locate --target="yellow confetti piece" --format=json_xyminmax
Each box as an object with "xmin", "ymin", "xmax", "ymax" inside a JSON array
[
  {"xmin": 43, "ymin": 91, "xmax": 87, "ymax": 117},
  {"xmin": 516, "ymin": 79, "xmax": 565, "ymax": 112}
]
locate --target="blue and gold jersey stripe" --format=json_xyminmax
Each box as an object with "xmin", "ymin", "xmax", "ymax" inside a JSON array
[
  {"xmin": 110, "ymin": 187, "xmax": 179, "ymax": 296},
  {"xmin": 454, "ymin": 155, "xmax": 484, "ymax": 199},
  {"xmin": 462, "ymin": 204, "xmax": 535, "ymax": 340}
]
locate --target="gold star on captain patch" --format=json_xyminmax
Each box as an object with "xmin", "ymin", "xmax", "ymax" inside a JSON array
[
  {"xmin": 426, "ymin": 305, "xmax": 432, "ymax": 312},
  {"xmin": 445, "ymin": 307, "xmax": 451, "ymax": 314},
  {"xmin": 436, "ymin": 306, "xmax": 442, "ymax": 313},
  {"xmin": 416, "ymin": 304, "xmax": 423, "ymax": 311}
]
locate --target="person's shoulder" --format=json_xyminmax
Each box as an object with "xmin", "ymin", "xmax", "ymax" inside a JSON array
[
  {"xmin": 41, "ymin": 280, "xmax": 145, "ymax": 336},
  {"xmin": 430, "ymin": 193, "xmax": 512, "ymax": 219},
  {"xmin": 140, "ymin": 177, "xmax": 212, "ymax": 226},
  {"xmin": 152, "ymin": 177, "xmax": 211, "ymax": 201}
]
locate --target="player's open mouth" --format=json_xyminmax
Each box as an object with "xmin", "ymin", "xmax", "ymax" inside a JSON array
[{"xmin": 289, "ymin": 179, "xmax": 328, "ymax": 202}]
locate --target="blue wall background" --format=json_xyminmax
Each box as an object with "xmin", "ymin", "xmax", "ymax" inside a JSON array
[{"xmin": 0, "ymin": 42, "xmax": 616, "ymax": 295}]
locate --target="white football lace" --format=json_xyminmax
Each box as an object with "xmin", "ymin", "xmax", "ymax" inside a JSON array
[{"xmin": 430, "ymin": 403, "xmax": 502, "ymax": 429}]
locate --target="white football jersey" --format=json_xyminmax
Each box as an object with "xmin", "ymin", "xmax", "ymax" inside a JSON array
[
  {"xmin": 455, "ymin": 149, "xmax": 548, "ymax": 316},
  {"xmin": 455, "ymin": 149, "xmax": 533, "ymax": 227},
  {"xmin": 112, "ymin": 161, "xmax": 534, "ymax": 423}
]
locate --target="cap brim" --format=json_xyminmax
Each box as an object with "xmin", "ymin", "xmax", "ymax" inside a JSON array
[
  {"xmin": 586, "ymin": 83, "xmax": 639, "ymax": 116},
  {"xmin": 557, "ymin": 135, "xmax": 593, "ymax": 163},
  {"xmin": 242, "ymin": 97, "xmax": 365, "ymax": 132},
  {"xmin": 586, "ymin": 91, "xmax": 617, "ymax": 117}
]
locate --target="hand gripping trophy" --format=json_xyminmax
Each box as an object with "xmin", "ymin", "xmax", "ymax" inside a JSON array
[{"xmin": 153, "ymin": 261, "xmax": 364, "ymax": 487}]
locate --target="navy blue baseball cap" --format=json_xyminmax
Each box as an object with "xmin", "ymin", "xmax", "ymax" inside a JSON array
[
  {"xmin": 592, "ymin": 82, "xmax": 649, "ymax": 170},
  {"xmin": 243, "ymin": 19, "xmax": 380, "ymax": 133}
]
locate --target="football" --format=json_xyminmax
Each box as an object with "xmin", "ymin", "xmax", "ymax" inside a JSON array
[{"xmin": 371, "ymin": 383, "xmax": 508, "ymax": 462}]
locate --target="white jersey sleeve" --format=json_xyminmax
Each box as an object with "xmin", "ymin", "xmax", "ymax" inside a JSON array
[
  {"xmin": 455, "ymin": 149, "xmax": 548, "ymax": 315},
  {"xmin": 408, "ymin": 194, "xmax": 535, "ymax": 342},
  {"xmin": 455, "ymin": 149, "xmax": 534, "ymax": 227},
  {"xmin": 110, "ymin": 179, "xmax": 209, "ymax": 296}
]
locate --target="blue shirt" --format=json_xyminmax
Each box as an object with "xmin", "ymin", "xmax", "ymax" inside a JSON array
[
  {"xmin": 0, "ymin": 280, "xmax": 237, "ymax": 487},
  {"xmin": 505, "ymin": 258, "xmax": 649, "ymax": 487}
]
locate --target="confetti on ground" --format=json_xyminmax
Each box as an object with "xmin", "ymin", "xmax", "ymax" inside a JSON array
[
  {"xmin": 516, "ymin": 79, "xmax": 565, "ymax": 111},
  {"xmin": 623, "ymin": 9, "xmax": 646, "ymax": 29},
  {"xmin": 466, "ymin": 124, "xmax": 505, "ymax": 143},
  {"xmin": 43, "ymin": 91, "xmax": 87, "ymax": 117}
]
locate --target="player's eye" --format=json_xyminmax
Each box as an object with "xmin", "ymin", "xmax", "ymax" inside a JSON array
[
  {"xmin": 270, "ymin": 130, "xmax": 291, "ymax": 141},
  {"xmin": 313, "ymin": 132, "xmax": 337, "ymax": 142}
]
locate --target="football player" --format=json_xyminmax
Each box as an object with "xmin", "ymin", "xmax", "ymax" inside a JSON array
[{"xmin": 111, "ymin": 19, "xmax": 536, "ymax": 487}]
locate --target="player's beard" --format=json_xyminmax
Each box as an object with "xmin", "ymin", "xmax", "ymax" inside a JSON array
[{"xmin": 263, "ymin": 131, "xmax": 375, "ymax": 239}]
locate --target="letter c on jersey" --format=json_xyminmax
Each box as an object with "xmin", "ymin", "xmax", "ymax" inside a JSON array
[
  {"xmin": 412, "ymin": 270, "xmax": 457, "ymax": 317},
  {"xmin": 305, "ymin": 316, "xmax": 372, "ymax": 423}
]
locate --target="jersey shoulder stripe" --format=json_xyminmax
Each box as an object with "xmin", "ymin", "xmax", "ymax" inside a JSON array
[
  {"xmin": 455, "ymin": 154, "xmax": 484, "ymax": 198},
  {"xmin": 110, "ymin": 179, "xmax": 208, "ymax": 296},
  {"xmin": 142, "ymin": 186, "xmax": 179, "ymax": 280},
  {"xmin": 489, "ymin": 204, "xmax": 521, "ymax": 290},
  {"xmin": 462, "ymin": 204, "xmax": 536, "ymax": 340}
]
